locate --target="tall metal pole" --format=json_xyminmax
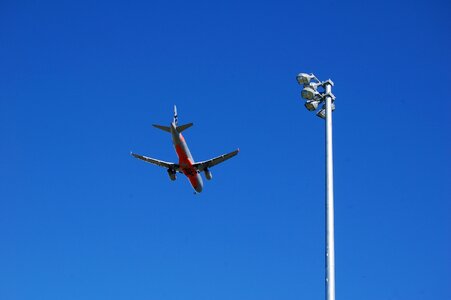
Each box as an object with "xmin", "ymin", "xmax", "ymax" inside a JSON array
[
  {"xmin": 324, "ymin": 82, "xmax": 335, "ymax": 300},
  {"xmin": 297, "ymin": 73, "xmax": 336, "ymax": 300}
]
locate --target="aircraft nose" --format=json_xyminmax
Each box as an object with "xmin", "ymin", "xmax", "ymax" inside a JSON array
[
  {"xmin": 194, "ymin": 176, "xmax": 203, "ymax": 193},
  {"xmin": 195, "ymin": 184, "xmax": 203, "ymax": 193}
]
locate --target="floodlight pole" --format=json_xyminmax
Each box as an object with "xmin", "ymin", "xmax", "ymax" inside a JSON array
[
  {"xmin": 324, "ymin": 81, "xmax": 335, "ymax": 300},
  {"xmin": 297, "ymin": 73, "xmax": 336, "ymax": 300}
]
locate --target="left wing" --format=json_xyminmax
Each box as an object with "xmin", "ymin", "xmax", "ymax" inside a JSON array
[
  {"xmin": 131, "ymin": 152, "xmax": 180, "ymax": 172},
  {"xmin": 193, "ymin": 149, "xmax": 239, "ymax": 172}
]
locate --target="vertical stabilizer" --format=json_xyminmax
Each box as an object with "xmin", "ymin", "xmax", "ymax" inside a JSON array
[
  {"xmin": 153, "ymin": 105, "xmax": 192, "ymax": 133},
  {"xmin": 173, "ymin": 105, "xmax": 178, "ymax": 125}
]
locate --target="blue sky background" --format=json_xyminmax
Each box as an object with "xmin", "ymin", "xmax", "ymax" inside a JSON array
[{"xmin": 1, "ymin": 0, "xmax": 450, "ymax": 299}]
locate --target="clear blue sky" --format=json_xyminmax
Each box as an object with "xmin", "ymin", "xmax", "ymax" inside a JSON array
[{"xmin": 1, "ymin": 0, "xmax": 450, "ymax": 299}]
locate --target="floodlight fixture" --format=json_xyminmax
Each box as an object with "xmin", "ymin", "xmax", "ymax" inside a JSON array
[
  {"xmin": 316, "ymin": 108, "xmax": 326, "ymax": 119},
  {"xmin": 316, "ymin": 103, "xmax": 335, "ymax": 119},
  {"xmin": 296, "ymin": 73, "xmax": 317, "ymax": 85},
  {"xmin": 301, "ymin": 86, "xmax": 319, "ymax": 100},
  {"xmin": 305, "ymin": 100, "xmax": 321, "ymax": 111}
]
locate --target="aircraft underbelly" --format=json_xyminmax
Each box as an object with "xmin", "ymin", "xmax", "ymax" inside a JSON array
[
  {"xmin": 188, "ymin": 174, "xmax": 203, "ymax": 193},
  {"xmin": 175, "ymin": 140, "xmax": 203, "ymax": 192}
]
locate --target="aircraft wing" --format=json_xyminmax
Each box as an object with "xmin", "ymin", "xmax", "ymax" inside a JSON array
[
  {"xmin": 131, "ymin": 152, "xmax": 180, "ymax": 171},
  {"xmin": 193, "ymin": 149, "xmax": 239, "ymax": 171}
]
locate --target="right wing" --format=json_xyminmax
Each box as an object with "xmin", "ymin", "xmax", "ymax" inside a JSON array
[
  {"xmin": 131, "ymin": 152, "xmax": 180, "ymax": 172},
  {"xmin": 193, "ymin": 149, "xmax": 239, "ymax": 172}
]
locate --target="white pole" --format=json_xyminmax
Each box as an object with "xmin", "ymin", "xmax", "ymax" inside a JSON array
[{"xmin": 324, "ymin": 82, "xmax": 335, "ymax": 300}]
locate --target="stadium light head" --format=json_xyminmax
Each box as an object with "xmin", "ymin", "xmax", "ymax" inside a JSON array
[
  {"xmin": 305, "ymin": 100, "xmax": 321, "ymax": 111},
  {"xmin": 301, "ymin": 86, "xmax": 319, "ymax": 100},
  {"xmin": 296, "ymin": 73, "xmax": 316, "ymax": 85},
  {"xmin": 316, "ymin": 103, "xmax": 335, "ymax": 119},
  {"xmin": 316, "ymin": 108, "xmax": 326, "ymax": 119}
]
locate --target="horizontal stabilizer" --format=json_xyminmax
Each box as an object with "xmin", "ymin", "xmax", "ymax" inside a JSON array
[
  {"xmin": 152, "ymin": 123, "xmax": 193, "ymax": 133},
  {"xmin": 152, "ymin": 124, "xmax": 171, "ymax": 132},
  {"xmin": 176, "ymin": 123, "xmax": 193, "ymax": 133}
]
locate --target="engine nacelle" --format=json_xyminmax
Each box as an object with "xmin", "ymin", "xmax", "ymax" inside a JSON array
[
  {"xmin": 167, "ymin": 169, "xmax": 176, "ymax": 181},
  {"xmin": 204, "ymin": 168, "xmax": 213, "ymax": 180}
]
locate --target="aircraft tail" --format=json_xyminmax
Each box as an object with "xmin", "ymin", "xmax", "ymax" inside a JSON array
[
  {"xmin": 153, "ymin": 123, "xmax": 193, "ymax": 133},
  {"xmin": 152, "ymin": 105, "xmax": 193, "ymax": 133},
  {"xmin": 173, "ymin": 105, "xmax": 178, "ymax": 125},
  {"xmin": 152, "ymin": 124, "xmax": 171, "ymax": 132},
  {"xmin": 176, "ymin": 123, "xmax": 193, "ymax": 132}
]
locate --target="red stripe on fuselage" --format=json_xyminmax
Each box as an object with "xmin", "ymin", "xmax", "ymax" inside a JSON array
[{"xmin": 175, "ymin": 134, "xmax": 201, "ymax": 190}]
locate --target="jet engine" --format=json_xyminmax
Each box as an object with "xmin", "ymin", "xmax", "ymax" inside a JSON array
[
  {"xmin": 204, "ymin": 168, "xmax": 213, "ymax": 180},
  {"xmin": 167, "ymin": 168, "xmax": 176, "ymax": 181}
]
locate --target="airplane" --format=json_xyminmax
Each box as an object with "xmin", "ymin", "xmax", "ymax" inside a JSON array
[{"xmin": 131, "ymin": 105, "xmax": 239, "ymax": 193}]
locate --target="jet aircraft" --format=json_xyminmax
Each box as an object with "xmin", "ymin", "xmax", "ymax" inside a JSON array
[{"xmin": 131, "ymin": 106, "xmax": 239, "ymax": 193}]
